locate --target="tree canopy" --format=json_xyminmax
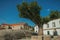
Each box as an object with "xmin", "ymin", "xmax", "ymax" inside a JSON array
[
  {"xmin": 43, "ymin": 16, "xmax": 50, "ymax": 23},
  {"xmin": 50, "ymin": 10, "xmax": 60, "ymax": 20},
  {"xmin": 17, "ymin": 2, "xmax": 42, "ymax": 27}
]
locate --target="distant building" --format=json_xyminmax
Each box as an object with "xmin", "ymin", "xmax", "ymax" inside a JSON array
[
  {"xmin": 43, "ymin": 19, "xmax": 60, "ymax": 36},
  {"xmin": 1, "ymin": 24, "xmax": 9, "ymax": 29},
  {"xmin": 34, "ymin": 25, "xmax": 39, "ymax": 33},
  {"xmin": 10, "ymin": 23, "xmax": 26, "ymax": 30},
  {"xmin": 0, "ymin": 22, "xmax": 33, "ymax": 31}
]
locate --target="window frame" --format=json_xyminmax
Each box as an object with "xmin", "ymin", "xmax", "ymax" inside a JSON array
[
  {"xmin": 47, "ymin": 24, "xmax": 49, "ymax": 28},
  {"xmin": 47, "ymin": 31, "xmax": 50, "ymax": 35},
  {"xmin": 52, "ymin": 22, "xmax": 56, "ymax": 27}
]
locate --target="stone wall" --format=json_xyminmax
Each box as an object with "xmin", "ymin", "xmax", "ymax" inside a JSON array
[
  {"xmin": 31, "ymin": 36, "xmax": 42, "ymax": 40},
  {"xmin": 44, "ymin": 35, "xmax": 51, "ymax": 40},
  {"xmin": 53, "ymin": 36, "xmax": 60, "ymax": 40},
  {"xmin": 31, "ymin": 35, "xmax": 60, "ymax": 40}
]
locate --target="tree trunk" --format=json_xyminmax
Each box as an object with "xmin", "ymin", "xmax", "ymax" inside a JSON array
[
  {"xmin": 38, "ymin": 27, "xmax": 43, "ymax": 36},
  {"xmin": 37, "ymin": 24, "xmax": 44, "ymax": 40},
  {"xmin": 38, "ymin": 25, "xmax": 43, "ymax": 36}
]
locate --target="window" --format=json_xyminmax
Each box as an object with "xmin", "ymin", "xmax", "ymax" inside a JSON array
[
  {"xmin": 59, "ymin": 21, "xmax": 60, "ymax": 24},
  {"xmin": 8, "ymin": 26, "xmax": 12, "ymax": 29},
  {"xmin": 20, "ymin": 27, "xmax": 23, "ymax": 29},
  {"xmin": 52, "ymin": 22, "xmax": 56, "ymax": 27},
  {"xmin": 47, "ymin": 24, "xmax": 49, "ymax": 28},
  {"xmin": 47, "ymin": 31, "xmax": 50, "ymax": 35},
  {"xmin": 36, "ymin": 31, "xmax": 37, "ymax": 32},
  {"xmin": 53, "ymin": 30, "xmax": 58, "ymax": 36}
]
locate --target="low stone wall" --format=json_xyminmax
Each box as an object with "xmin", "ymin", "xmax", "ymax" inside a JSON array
[
  {"xmin": 31, "ymin": 35, "xmax": 60, "ymax": 40},
  {"xmin": 31, "ymin": 36, "xmax": 42, "ymax": 40},
  {"xmin": 53, "ymin": 36, "xmax": 60, "ymax": 40},
  {"xmin": 44, "ymin": 35, "xmax": 51, "ymax": 40}
]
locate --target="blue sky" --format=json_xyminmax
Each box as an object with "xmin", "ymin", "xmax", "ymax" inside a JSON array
[{"xmin": 0, "ymin": 0, "xmax": 60, "ymax": 26}]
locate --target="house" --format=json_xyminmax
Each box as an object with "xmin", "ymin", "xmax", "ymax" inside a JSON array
[
  {"xmin": 10, "ymin": 23, "xmax": 33, "ymax": 30},
  {"xmin": 34, "ymin": 19, "xmax": 60, "ymax": 36},
  {"xmin": 0, "ymin": 22, "xmax": 33, "ymax": 31},
  {"xmin": 1, "ymin": 24, "xmax": 9, "ymax": 29},
  {"xmin": 10, "ymin": 23, "xmax": 26, "ymax": 30},
  {"xmin": 34, "ymin": 25, "xmax": 39, "ymax": 33},
  {"xmin": 43, "ymin": 19, "xmax": 60, "ymax": 36}
]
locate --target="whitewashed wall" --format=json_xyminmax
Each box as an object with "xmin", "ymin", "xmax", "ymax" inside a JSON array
[
  {"xmin": 34, "ymin": 25, "xmax": 39, "ymax": 33},
  {"xmin": 43, "ymin": 19, "xmax": 60, "ymax": 36},
  {"xmin": 11, "ymin": 25, "xmax": 24, "ymax": 30}
]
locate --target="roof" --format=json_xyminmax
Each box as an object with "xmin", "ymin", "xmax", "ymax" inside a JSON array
[
  {"xmin": 1, "ymin": 23, "xmax": 27, "ymax": 27},
  {"xmin": 10, "ymin": 24, "xmax": 23, "ymax": 26},
  {"xmin": 1, "ymin": 24, "xmax": 9, "ymax": 26}
]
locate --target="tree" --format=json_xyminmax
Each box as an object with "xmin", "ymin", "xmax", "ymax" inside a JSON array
[
  {"xmin": 50, "ymin": 10, "xmax": 60, "ymax": 20},
  {"xmin": 17, "ymin": 1, "xmax": 43, "ymax": 35},
  {"xmin": 43, "ymin": 16, "xmax": 50, "ymax": 23}
]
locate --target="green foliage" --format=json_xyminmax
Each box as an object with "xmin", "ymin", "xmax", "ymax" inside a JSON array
[
  {"xmin": 50, "ymin": 10, "xmax": 60, "ymax": 20},
  {"xmin": 43, "ymin": 10, "xmax": 60, "ymax": 23},
  {"xmin": 42, "ymin": 10, "xmax": 60, "ymax": 24},
  {"xmin": 17, "ymin": 2, "xmax": 29, "ymax": 18},
  {"xmin": 17, "ymin": 1, "xmax": 42, "ymax": 27},
  {"xmin": 30, "ymin": 1, "xmax": 41, "ymax": 15},
  {"xmin": 43, "ymin": 16, "xmax": 50, "ymax": 23}
]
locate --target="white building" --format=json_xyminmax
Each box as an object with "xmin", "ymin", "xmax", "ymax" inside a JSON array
[
  {"xmin": 34, "ymin": 19, "xmax": 60, "ymax": 36},
  {"xmin": 34, "ymin": 25, "xmax": 39, "ymax": 33},
  {"xmin": 43, "ymin": 19, "xmax": 60, "ymax": 36}
]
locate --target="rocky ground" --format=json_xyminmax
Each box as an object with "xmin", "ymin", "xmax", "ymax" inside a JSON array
[{"xmin": 0, "ymin": 29, "xmax": 32, "ymax": 40}]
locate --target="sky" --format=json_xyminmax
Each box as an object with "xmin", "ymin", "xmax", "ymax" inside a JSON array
[{"xmin": 0, "ymin": 0, "xmax": 60, "ymax": 26}]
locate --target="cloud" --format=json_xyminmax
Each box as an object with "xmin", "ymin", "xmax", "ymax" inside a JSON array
[{"xmin": 47, "ymin": 9, "xmax": 50, "ymax": 11}]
